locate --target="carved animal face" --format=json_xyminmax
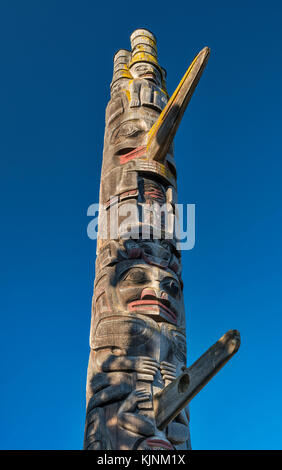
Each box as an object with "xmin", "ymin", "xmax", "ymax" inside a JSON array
[
  {"xmin": 100, "ymin": 56, "xmax": 172, "ymax": 200},
  {"xmin": 104, "ymin": 106, "xmax": 163, "ymax": 168}
]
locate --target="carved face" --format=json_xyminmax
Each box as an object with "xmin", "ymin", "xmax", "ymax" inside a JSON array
[
  {"xmin": 130, "ymin": 62, "xmax": 162, "ymax": 87},
  {"xmin": 106, "ymin": 114, "xmax": 157, "ymax": 161},
  {"xmin": 93, "ymin": 260, "xmax": 185, "ymax": 327},
  {"xmin": 102, "ymin": 56, "xmax": 169, "ymax": 170}
]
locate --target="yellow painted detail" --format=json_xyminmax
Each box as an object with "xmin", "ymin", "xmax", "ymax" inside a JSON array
[
  {"xmin": 133, "ymin": 37, "xmax": 156, "ymax": 48},
  {"xmin": 130, "ymin": 52, "xmax": 159, "ymax": 68},
  {"xmin": 120, "ymin": 71, "xmax": 132, "ymax": 78},
  {"xmin": 146, "ymin": 50, "xmax": 202, "ymax": 149},
  {"xmin": 125, "ymin": 89, "xmax": 131, "ymax": 102},
  {"xmin": 121, "ymin": 89, "xmax": 131, "ymax": 102}
]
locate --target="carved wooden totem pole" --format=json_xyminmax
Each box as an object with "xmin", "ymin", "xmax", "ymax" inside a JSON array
[{"xmin": 84, "ymin": 29, "xmax": 240, "ymax": 450}]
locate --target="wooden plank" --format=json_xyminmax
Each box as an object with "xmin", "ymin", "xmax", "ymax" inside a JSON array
[{"xmin": 154, "ymin": 330, "xmax": 241, "ymax": 429}]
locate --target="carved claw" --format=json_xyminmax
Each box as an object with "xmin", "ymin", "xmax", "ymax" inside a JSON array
[{"xmin": 135, "ymin": 388, "xmax": 152, "ymax": 402}]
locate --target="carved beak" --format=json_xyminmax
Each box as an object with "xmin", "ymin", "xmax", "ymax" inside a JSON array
[{"xmin": 146, "ymin": 46, "xmax": 210, "ymax": 162}]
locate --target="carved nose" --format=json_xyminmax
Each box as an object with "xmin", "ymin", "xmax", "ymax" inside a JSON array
[{"xmin": 141, "ymin": 288, "xmax": 157, "ymax": 300}]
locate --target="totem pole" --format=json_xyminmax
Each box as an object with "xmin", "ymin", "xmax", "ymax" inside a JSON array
[{"xmin": 84, "ymin": 29, "xmax": 240, "ymax": 451}]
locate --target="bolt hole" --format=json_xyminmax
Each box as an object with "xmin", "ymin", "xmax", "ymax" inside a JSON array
[{"xmin": 178, "ymin": 373, "xmax": 190, "ymax": 394}]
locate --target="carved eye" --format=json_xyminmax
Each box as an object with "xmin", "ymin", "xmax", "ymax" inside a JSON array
[
  {"xmin": 162, "ymin": 278, "xmax": 180, "ymax": 298},
  {"xmin": 122, "ymin": 268, "xmax": 149, "ymax": 285},
  {"xmin": 114, "ymin": 122, "xmax": 143, "ymax": 140}
]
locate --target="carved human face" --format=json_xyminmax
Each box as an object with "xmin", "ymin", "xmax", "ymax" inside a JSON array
[
  {"xmin": 130, "ymin": 62, "xmax": 162, "ymax": 86},
  {"xmin": 93, "ymin": 260, "xmax": 184, "ymax": 327}
]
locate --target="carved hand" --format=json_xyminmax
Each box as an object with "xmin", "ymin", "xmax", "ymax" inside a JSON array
[
  {"xmin": 119, "ymin": 388, "xmax": 152, "ymax": 413},
  {"xmin": 160, "ymin": 361, "xmax": 177, "ymax": 386},
  {"xmin": 134, "ymin": 356, "xmax": 159, "ymax": 375},
  {"xmin": 117, "ymin": 388, "xmax": 155, "ymax": 436}
]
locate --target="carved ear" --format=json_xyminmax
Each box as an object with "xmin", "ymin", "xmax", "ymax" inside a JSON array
[{"xmin": 146, "ymin": 47, "xmax": 210, "ymax": 162}]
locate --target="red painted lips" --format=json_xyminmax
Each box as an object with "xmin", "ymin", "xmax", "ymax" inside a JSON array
[
  {"xmin": 128, "ymin": 294, "xmax": 177, "ymax": 323},
  {"xmin": 146, "ymin": 438, "xmax": 174, "ymax": 450}
]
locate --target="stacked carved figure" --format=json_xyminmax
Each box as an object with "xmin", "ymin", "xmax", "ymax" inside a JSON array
[{"xmin": 84, "ymin": 29, "xmax": 240, "ymax": 451}]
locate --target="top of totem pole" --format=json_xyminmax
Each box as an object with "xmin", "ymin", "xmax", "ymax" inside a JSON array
[{"xmin": 111, "ymin": 28, "xmax": 167, "ymax": 93}]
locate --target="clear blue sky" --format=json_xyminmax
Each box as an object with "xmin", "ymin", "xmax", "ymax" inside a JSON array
[{"xmin": 1, "ymin": 0, "xmax": 281, "ymax": 450}]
